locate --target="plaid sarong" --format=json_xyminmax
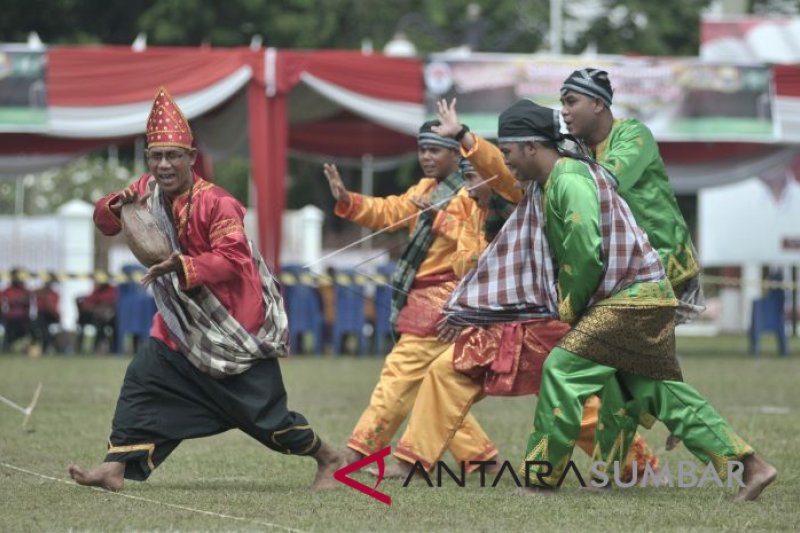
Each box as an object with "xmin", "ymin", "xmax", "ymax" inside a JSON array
[
  {"xmin": 148, "ymin": 183, "xmax": 289, "ymax": 378},
  {"xmin": 483, "ymin": 192, "xmax": 517, "ymax": 242},
  {"xmin": 444, "ymin": 182, "xmax": 558, "ymax": 326},
  {"xmin": 587, "ymin": 162, "xmax": 665, "ymax": 305},
  {"xmin": 389, "ymin": 171, "xmax": 464, "ymax": 328},
  {"xmin": 445, "ymin": 160, "xmax": 665, "ymax": 327}
]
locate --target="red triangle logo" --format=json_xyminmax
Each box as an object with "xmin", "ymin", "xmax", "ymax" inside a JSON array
[{"xmin": 334, "ymin": 446, "xmax": 392, "ymax": 505}]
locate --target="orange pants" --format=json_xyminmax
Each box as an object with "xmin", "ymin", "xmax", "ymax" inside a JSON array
[
  {"xmin": 394, "ymin": 346, "xmax": 658, "ymax": 477},
  {"xmin": 348, "ymin": 334, "xmax": 497, "ymax": 467}
]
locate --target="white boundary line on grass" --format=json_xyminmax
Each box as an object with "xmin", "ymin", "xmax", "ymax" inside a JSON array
[{"xmin": 0, "ymin": 462, "xmax": 307, "ymax": 533}]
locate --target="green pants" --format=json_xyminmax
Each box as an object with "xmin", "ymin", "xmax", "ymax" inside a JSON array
[{"xmin": 523, "ymin": 347, "xmax": 753, "ymax": 487}]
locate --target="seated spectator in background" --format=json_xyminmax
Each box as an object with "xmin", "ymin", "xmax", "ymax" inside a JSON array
[
  {"xmin": 76, "ymin": 274, "xmax": 117, "ymax": 353},
  {"xmin": 32, "ymin": 272, "xmax": 61, "ymax": 354},
  {"xmin": 318, "ymin": 267, "xmax": 336, "ymax": 353},
  {"xmin": 1, "ymin": 268, "xmax": 33, "ymax": 352}
]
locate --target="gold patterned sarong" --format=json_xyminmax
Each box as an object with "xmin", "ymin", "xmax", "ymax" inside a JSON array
[{"xmin": 558, "ymin": 305, "xmax": 682, "ymax": 381}]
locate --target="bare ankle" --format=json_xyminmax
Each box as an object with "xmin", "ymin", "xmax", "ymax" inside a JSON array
[
  {"xmin": 343, "ymin": 448, "xmax": 365, "ymax": 465},
  {"xmin": 735, "ymin": 454, "xmax": 777, "ymax": 502},
  {"xmin": 314, "ymin": 441, "xmax": 344, "ymax": 464}
]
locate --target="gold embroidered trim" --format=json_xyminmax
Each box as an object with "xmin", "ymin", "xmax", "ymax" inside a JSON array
[
  {"xmin": 107, "ymin": 441, "xmax": 156, "ymax": 471},
  {"xmin": 179, "ymin": 254, "xmax": 199, "ymax": 289},
  {"xmin": 209, "ymin": 219, "xmax": 244, "ymax": 242},
  {"xmin": 270, "ymin": 424, "xmax": 314, "ymax": 455}
]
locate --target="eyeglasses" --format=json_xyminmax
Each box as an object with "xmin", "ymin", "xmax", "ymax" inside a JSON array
[{"xmin": 146, "ymin": 150, "xmax": 187, "ymax": 163}]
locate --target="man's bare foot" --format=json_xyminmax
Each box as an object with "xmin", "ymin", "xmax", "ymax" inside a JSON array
[
  {"xmin": 342, "ymin": 447, "xmax": 364, "ymax": 466},
  {"xmin": 67, "ymin": 462, "xmax": 124, "ymax": 492},
  {"xmin": 371, "ymin": 459, "xmax": 414, "ymax": 479},
  {"xmin": 735, "ymin": 454, "xmax": 777, "ymax": 502},
  {"xmin": 310, "ymin": 441, "xmax": 345, "ymax": 491}
]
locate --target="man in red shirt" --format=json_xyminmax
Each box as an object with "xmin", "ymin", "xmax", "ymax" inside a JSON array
[
  {"xmin": 68, "ymin": 87, "xmax": 342, "ymax": 492},
  {"xmin": 76, "ymin": 276, "xmax": 117, "ymax": 353},
  {"xmin": 1, "ymin": 268, "xmax": 32, "ymax": 352},
  {"xmin": 32, "ymin": 273, "xmax": 61, "ymax": 354}
]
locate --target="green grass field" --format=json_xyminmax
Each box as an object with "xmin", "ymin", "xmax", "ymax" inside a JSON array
[{"xmin": 1, "ymin": 335, "xmax": 798, "ymax": 532}]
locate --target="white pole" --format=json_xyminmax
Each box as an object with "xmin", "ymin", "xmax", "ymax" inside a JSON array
[
  {"xmin": 742, "ymin": 263, "xmax": 762, "ymax": 332},
  {"xmin": 134, "ymin": 136, "xmax": 145, "ymax": 176},
  {"xmin": 550, "ymin": 0, "xmax": 563, "ymax": 54},
  {"xmin": 57, "ymin": 200, "xmax": 95, "ymax": 332},
  {"xmin": 108, "ymin": 144, "xmax": 119, "ymax": 168},
  {"xmin": 14, "ymin": 175, "xmax": 24, "ymax": 216},
  {"xmin": 361, "ymin": 154, "xmax": 374, "ymax": 252}
]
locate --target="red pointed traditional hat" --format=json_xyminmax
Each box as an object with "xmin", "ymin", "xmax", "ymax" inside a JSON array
[{"xmin": 146, "ymin": 86, "xmax": 193, "ymax": 149}]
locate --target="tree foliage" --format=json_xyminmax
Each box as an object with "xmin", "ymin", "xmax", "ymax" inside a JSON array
[
  {"xmin": 748, "ymin": 0, "xmax": 799, "ymax": 15},
  {"xmin": 0, "ymin": 0, "xmax": 720, "ymax": 56},
  {"xmin": 0, "ymin": 156, "xmax": 132, "ymax": 216},
  {"xmin": 567, "ymin": 0, "xmax": 714, "ymax": 56},
  {"xmin": 0, "ymin": 1, "xmax": 156, "ymax": 45}
]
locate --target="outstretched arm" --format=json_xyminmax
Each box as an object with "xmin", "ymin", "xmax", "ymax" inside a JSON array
[
  {"xmin": 325, "ymin": 162, "xmax": 424, "ymax": 231},
  {"xmin": 94, "ymin": 175, "xmax": 153, "ymax": 236},
  {"xmin": 433, "ymin": 98, "xmax": 522, "ymax": 204}
]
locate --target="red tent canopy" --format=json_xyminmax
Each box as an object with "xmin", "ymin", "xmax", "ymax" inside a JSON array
[
  {"xmin": 248, "ymin": 49, "xmax": 422, "ymax": 266},
  {"xmin": 5, "ymin": 45, "xmax": 800, "ymax": 266},
  {"xmin": 0, "ymin": 46, "xmax": 424, "ymax": 269}
]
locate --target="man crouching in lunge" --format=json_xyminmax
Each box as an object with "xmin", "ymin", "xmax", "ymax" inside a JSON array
[{"xmin": 68, "ymin": 87, "xmax": 342, "ymax": 492}]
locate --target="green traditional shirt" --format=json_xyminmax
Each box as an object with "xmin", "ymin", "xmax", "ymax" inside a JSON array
[
  {"xmin": 593, "ymin": 118, "xmax": 699, "ymax": 287},
  {"xmin": 543, "ymin": 158, "xmax": 676, "ymax": 323}
]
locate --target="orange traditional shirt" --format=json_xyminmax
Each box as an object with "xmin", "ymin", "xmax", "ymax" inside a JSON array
[
  {"xmin": 449, "ymin": 135, "xmax": 525, "ymax": 279},
  {"xmin": 460, "ymin": 134, "xmax": 524, "ymax": 204},
  {"xmin": 451, "ymin": 208, "xmax": 488, "ymax": 279},
  {"xmin": 334, "ymin": 178, "xmax": 478, "ymax": 278}
]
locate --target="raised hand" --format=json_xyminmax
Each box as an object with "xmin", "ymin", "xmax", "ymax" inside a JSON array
[
  {"xmin": 141, "ymin": 251, "xmax": 181, "ymax": 287},
  {"xmin": 137, "ymin": 190, "xmax": 152, "ymax": 206},
  {"xmin": 431, "ymin": 98, "xmax": 462, "ymax": 138},
  {"xmin": 323, "ymin": 163, "xmax": 352, "ymax": 204},
  {"xmin": 109, "ymin": 188, "xmax": 140, "ymax": 216}
]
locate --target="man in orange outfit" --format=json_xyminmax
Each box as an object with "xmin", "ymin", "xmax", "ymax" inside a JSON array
[{"xmin": 324, "ymin": 120, "xmax": 501, "ymax": 472}]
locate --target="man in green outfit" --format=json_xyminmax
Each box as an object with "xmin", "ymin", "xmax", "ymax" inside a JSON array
[
  {"xmin": 560, "ymin": 68, "xmax": 703, "ymax": 322},
  {"xmin": 496, "ymin": 99, "xmax": 776, "ymax": 501}
]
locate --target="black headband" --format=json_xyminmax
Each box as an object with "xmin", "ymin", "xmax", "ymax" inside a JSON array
[
  {"xmin": 498, "ymin": 100, "xmax": 562, "ymax": 144},
  {"xmin": 418, "ymin": 120, "xmax": 460, "ymax": 150}
]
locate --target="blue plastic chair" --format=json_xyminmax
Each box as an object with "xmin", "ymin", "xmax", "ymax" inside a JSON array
[
  {"xmin": 281, "ymin": 264, "xmax": 324, "ymax": 355},
  {"xmin": 373, "ymin": 262, "xmax": 396, "ymax": 356},
  {"xmin": 331, "ymin": 269, "xmax": 367, "ymax": 355},
  {"xmin": 749, "ymin": 288, "xmax": 788, "ymax": 357},
  {"xmin": 115, "ymin": 264, "xmax": 156, "ymax": 354}
]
